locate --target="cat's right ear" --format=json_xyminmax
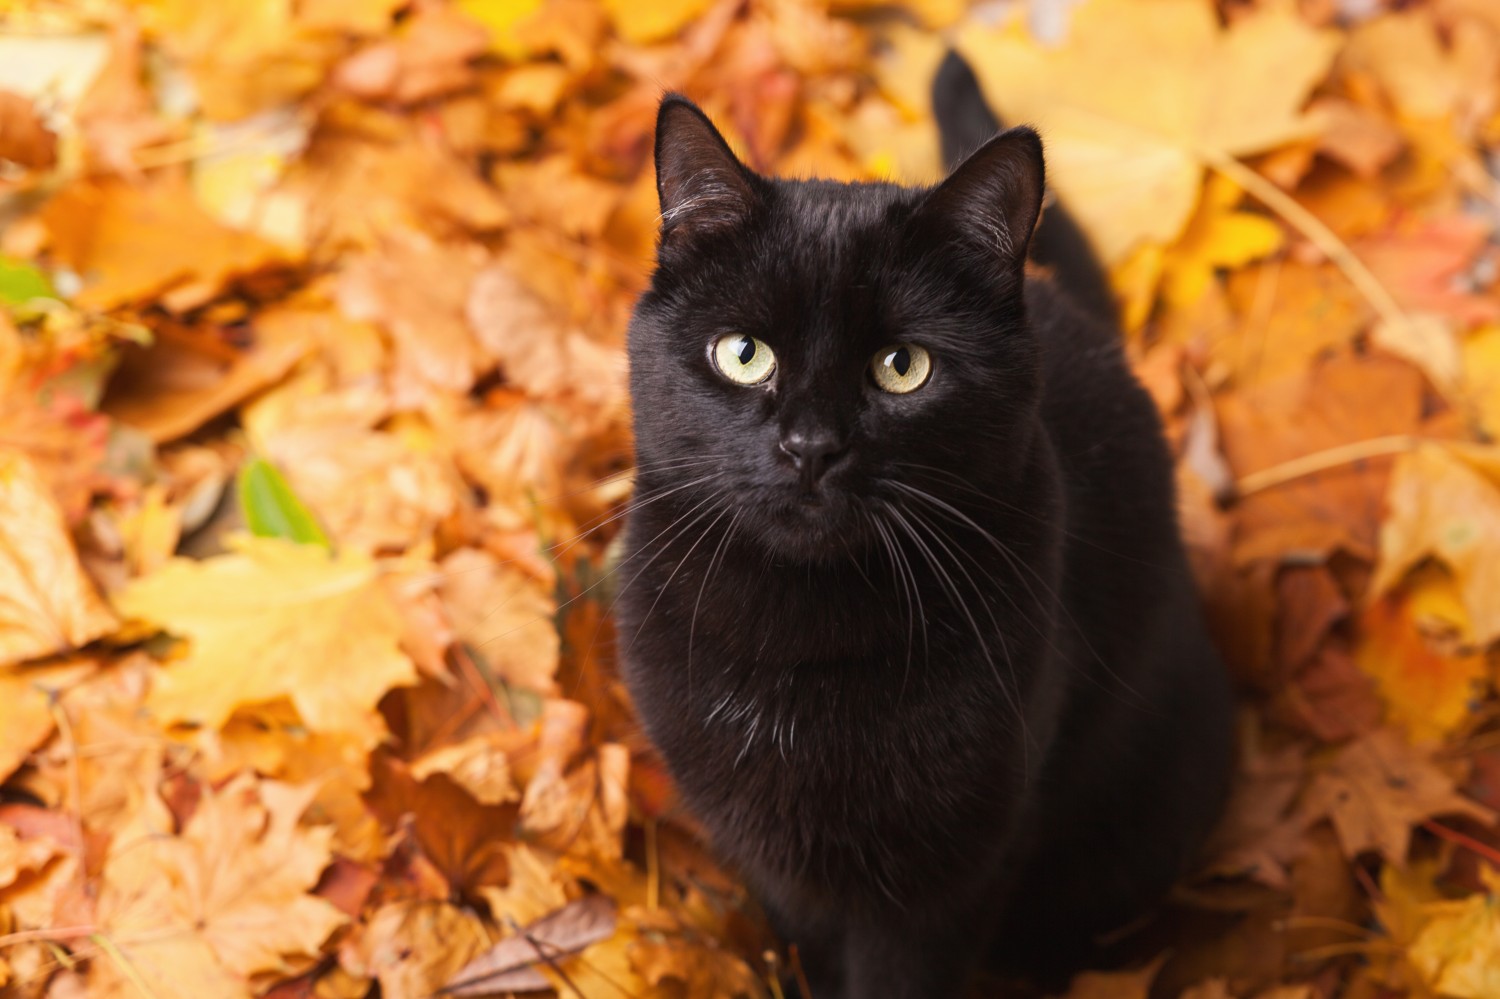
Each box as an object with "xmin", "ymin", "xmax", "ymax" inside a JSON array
[
  {"xmin": 913, "ymin": 125, "xmax": 1044, "ymax": 273},
  {"xmin": 654, "ymin": 96, "xmax": 759, "ymax": 245}
]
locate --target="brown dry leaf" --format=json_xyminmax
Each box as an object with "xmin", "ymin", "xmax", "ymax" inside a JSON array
[
  {"xmin": 364, "ymin": 750, "xmax": 514, "ymax": 894},
  {"xmin": 1310, "ymin": 96, "xmax": 1405, "ymax": 177},
  {"xmin": 147, "ymin": 0, "xmax": 345, "ymax": 122},
  {"xmin": 1053, "ymin": 956, "xmax": 1165, "ymax": 999},
  {"xmin": 282, "ymin": 123, "xmax": 511, "ymax": 251},
  {"xmin": 519, "ymin": 700, "xmax": 630, "ymax": 860},
  {"xmin": 438, "ymin": 546, "xmax": 560, "ymax": 695},
  {"xmin": 41, "ymin": 177, "xmax": 288, "ymax": 311},
  {"xmin": 1217, "ymin": 350, "xmax": 1427, "ymax": 564},
  {"xmin": 90, "ymin": 775, "xmax": 347, "ymax": 999},
  {"xmin": 1369, "ymin": 443, "xmax": 1500, "ymax": 646},
  {"xmin": 343, "ymin": 899, "xmax": 492, "ymax": 999},
  {"xmin": 1216, "ymin": 260, "xmax": 1369, "ymax": 390},
  {"xmin": 410, "ymin": 733, "xmax": 520, "ymax": 806},
  {"xmin": 115, "ymin": 535, "xmax": 417, "ymax": 746},
  {"xmin": 956, "ymin": 0, "xmax": 1339, "ymax": 262},
  {"xmin": 333, "ymin": 5, "xmax": 488, "ymax": 104},
  {"xmin": 1297, "ymin": 728, "xmax": 1494, "ymax": 861},
  {"xmin": 0, "ymin": 90, "xmax": 58, "ymax": 170},
  {"xmin": 0, "ymin": 659, "xmax": 95, "ymax": 783},
  {"xmin": 0, "ymin": 450, "xmax": 118, "ymax": 667},
  {"xmin": 336, "ymin": 234, "xmax": 488, "ymax": 407},
  {"xmin": 253, "ymin": 391, "xmax": 461, "ymax": 554},
  {"xmin": 1197, "ymin": 717, "xmax": 1308, "ymax": 889},
  {"xmin": 102, "ymin": 315, "xmax": 308, "ymax": 444},
  {"xmin": 452, "ymin": 393, "xmax": 569, "ymax": 529},
  {"xmin": 444, "ymin": 894, "xmax": 617, "ymax": 995}
]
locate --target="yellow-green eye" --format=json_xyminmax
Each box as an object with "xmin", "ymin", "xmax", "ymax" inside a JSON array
[
  {"xmin": 713, "ymin": 334, "xmax": 776, "ymax": 385},
  {"xmin": 871, "ymin": 344, "xmax": 931, "ymax": 394}
]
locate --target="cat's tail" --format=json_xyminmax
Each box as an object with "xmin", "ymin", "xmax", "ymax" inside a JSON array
[{"xmin": 932, "ymin": 50, "xmax": 1118, "ymax": 324}]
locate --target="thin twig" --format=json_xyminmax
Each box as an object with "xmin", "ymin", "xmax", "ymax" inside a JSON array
[
  {"xmin": 1234, "ymin": 435, "xmax": 1423, "ymax": 499},
  {"xmin": 1200, "ymin": 147, "xmax": 1413, "ymax": 338},
  {"xmin": 0, "ymin": 926, "xmax": 99, "ymax": 948},
  {"xmin": 89, "ymin": 933, "xmax": 161, "ymax": 999}
]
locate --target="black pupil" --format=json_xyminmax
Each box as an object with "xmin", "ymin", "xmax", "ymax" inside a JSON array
[
  {"xmin": 733, "ymin": 337, "xmax": 756, "ymax": 365},
  {"xmin": 888, "ymin": 347, "xmax": 911, "ymax": 377}
]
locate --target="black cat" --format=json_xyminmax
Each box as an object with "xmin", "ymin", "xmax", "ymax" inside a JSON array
[{"xmin": 616, "ymin": 52, "xmax": 1234, "ymax": 998}]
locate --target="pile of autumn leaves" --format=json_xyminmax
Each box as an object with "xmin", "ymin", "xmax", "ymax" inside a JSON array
[{"xmin": 1, "ymin": 0, "xmax": 1499, "ymax": 996}]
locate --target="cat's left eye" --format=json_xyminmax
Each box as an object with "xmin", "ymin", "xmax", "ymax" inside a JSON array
[{"xmin": 870, "ymin": 344, "xmax": 932, "ymax": 394}]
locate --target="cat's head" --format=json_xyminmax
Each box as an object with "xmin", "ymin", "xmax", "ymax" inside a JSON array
[{"xmin": 626, "ymin": 96, "xmax": 1046, "ymax": 560}]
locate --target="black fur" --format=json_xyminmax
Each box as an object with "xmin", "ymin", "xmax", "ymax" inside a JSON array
[{"xmin": 617, "ymin": 55, "xmax": 1234, "ymax": 998}]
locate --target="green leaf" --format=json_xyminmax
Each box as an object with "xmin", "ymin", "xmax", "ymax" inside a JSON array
[
  {"xmin": 0, "ymin": 258, "xmax": 56, "ymax": 306},
  {"xmin": 236, "ymin": 457, "xmax": 330, "ymax": 549}
]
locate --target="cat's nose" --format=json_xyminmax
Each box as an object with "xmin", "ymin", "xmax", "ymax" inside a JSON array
[{"xmin": 779, "ymin": 428, "xmax": 847, "ymax": 490}]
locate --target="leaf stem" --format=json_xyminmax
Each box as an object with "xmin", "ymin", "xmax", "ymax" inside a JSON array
[
  {"xmin": 1233, "ymin": 434, "xmax": 1422, "ymax": 499},
  {"xmin": 1200, "ymin": 148, "xmax": 1412, "ymax": 336}
]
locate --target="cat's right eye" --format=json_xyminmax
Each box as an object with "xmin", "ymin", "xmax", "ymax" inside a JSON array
[{"xmin": 712, "ymin": 334, "xmax": 777, "ymax": 386}]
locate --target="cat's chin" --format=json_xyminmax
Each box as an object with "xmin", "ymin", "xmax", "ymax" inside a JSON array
[{"xmin": 751, "ymin": 496, "xmax": 866, "ymax": 563}]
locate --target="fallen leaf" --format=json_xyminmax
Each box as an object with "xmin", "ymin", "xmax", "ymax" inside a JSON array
[
  {"xmin": 1355, "ymin": 565, "xmax": 1487, "ymax": 742},
  {"xmin": 1370, "ymin": 443, "xmax": 1500, "ymax": 645},
  {"xmin": 115, "ymin": 534, "xmax": 417, "ymax": 745},
  {"xmin": 1407, "ymin": 868, "xmax": 1500, "ymax": 999},
  {"xmin": 438, "ymin": 546, "xmax": 560, "ymax": 695},
  {"xmin": 41, "ymin": 176, "xmax": 287, "ymax": 311},
  {"xmin": 344, "ymin": 899, "xmax": 492, "ymax": 999},
  {"xmin": 444, "ymin": 894, "xmax": 617, "ymax": 995},
  {"xmin": 957, "ymin": 0, "xmax": 1339, "ymax": 262},
  {"xmin": 90, "ymin": 775, "xmax": 347, "ymax": 998},
  {"xmin": 0, "ymin": 90, "xmax": 58, "ymax": 170},
  {"xmin": 0, "ymin": 450, "xmax": 118, "ymax": 667},
  {"xmin": 1297, "ymin": 728, "xmax": 1494, "ymax": 861}
]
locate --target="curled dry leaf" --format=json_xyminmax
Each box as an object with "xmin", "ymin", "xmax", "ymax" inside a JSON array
[
  {"xmin": 443, "ymin": 894, "xmax": 618, "ymax": 995},
  {"xmin": 0, "ymin": 450, "xmax": 118, "ymax": 667},
  {"xmin": 0, "ymin": 90, "xmax": 58, "ymax": 170},
  {"xmin": 115, "ymin": 535, "xmax": 417, "ymax": 746},
  {"xmin": 1297, "ymin": 728, "xmax": 1494, "ymax": 862}
]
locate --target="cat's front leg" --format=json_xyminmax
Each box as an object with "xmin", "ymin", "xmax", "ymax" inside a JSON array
[{"xmin": 840, "ymin": 915, "xmax": 983, "ymax": 999}]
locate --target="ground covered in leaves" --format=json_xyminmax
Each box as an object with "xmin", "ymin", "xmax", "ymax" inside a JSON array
[{"xmin": 1, "ymin": 0, "xmax": 1499, "ymax": 996}]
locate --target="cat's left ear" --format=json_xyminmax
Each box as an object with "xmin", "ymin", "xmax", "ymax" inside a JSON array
[
  {"xmin": 654, "ymin": 95, "xmax": 760, "ymax": 244},
  {"xmin": 914, "ymin": 125, "xmax": 1044, "ymax": 270}
]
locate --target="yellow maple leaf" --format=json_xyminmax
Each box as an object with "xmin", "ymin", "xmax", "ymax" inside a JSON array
[
  {"xmin": 600, "ymin": 0, "xmax": 715, "ymax": 45},
  {"xmin": 90, "ymin": 775, "xmax": 347, "ymax": 999},
  {"xmin": 956, "ymin": 0, "xmax": 1338, "ymax": 263},
  {"xmin": 1407, "ymin": 868, "xmax": 1500, "ymax": 999},
  {"xmin": 1370, "ymin": 443, "xmax": 1500, "ymax": 646},
  {"xmin": 115, "ymin": 534, "xmax": 417, "ymax": 746},
  {"xmin": 0, "ymin": 449, "xmax": 118, "ymax": 667},
  {"xmin": 1159, "ymin": 175, "xmax": 1284, "ymax": 310},
  {"xmin": 1355, "ymin": 565, "xmax": 1488, "ymax": 743}
]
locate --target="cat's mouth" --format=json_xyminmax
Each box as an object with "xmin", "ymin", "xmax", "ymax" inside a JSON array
[{"xmin": 754, "ymin": 490, "xmax": 865, "ymax": 559}]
